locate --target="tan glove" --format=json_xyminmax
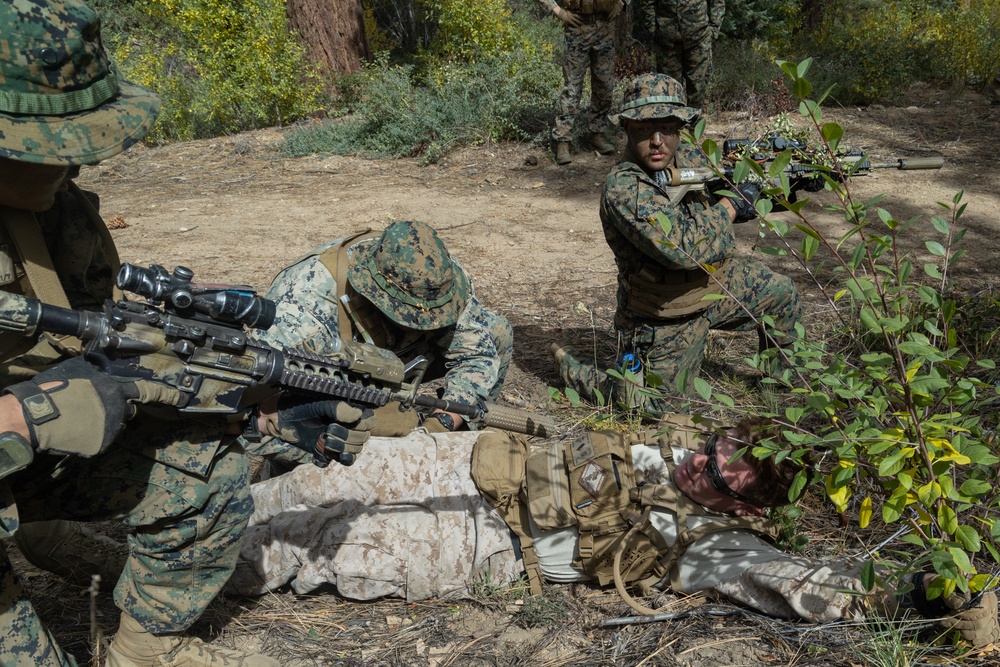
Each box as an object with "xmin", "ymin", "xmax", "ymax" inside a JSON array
[
  {"xmin": 370, "ymin": 401, "xmax": 419, "ymax": 437},
  {"xmin": 5, "ymin": 357, "xmax": 185, "ymax": 457},
  {"xmin": 939, "ymin": 590, "xmax": 1000, "ymax": 648},
  {"xmin": 554, "ymin": 6, "xmax": 583, "ymax": 28},
  {"xmin": 422, "ymin": 414, "xmax": 453, "ymax": 433},
  {"xmin": 608, "ymin": 0, "xmax": 624, "ymax": 20}
]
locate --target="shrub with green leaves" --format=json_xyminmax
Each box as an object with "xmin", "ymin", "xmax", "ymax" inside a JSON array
[
  {"xmin": 802, "ymin": 0, "xmax": 1000, "ymax": 103},
  {"xmin": 284, "ymin": 39, "xmax": 561, "ymax": 163},
  {"xmin": 685, "ymin": 58, "xmax": 1000, "ymax": 604},
  {"xmin": 95, "ymin": 0, "xmax": 322, "ymax": 142}
]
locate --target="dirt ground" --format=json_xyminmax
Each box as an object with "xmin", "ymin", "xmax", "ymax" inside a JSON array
[{"xmin": 14, "ymin": 85, "xmax": 1000, "ymax": 666}]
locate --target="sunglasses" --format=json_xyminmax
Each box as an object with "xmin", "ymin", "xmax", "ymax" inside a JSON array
[{"xmin": 703, "ymin": 433, "xmax": 753, "ymax": 503}]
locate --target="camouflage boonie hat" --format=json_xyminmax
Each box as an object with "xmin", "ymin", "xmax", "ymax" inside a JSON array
[
  {"xmin": 0, "ymin": 0, "xmax": 160, "ymax": 166},
  {"xmin": 347, "ymin": 221, "xmax": 471, "ymax": 331},
  {"xmin": 610, "ymin": 73, "xmax": 701, "ymax": 127}
]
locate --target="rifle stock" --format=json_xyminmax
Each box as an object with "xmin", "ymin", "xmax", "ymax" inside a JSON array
[{"xmin": 21, "ymin": 263, "xmax": 555, "ymax": 439}]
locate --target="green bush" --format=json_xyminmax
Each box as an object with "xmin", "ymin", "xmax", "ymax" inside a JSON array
[
  {"xmin": 94, "ymin": 0, "xmax": 322, "ymax": 142},
  {"xmin": 681, "ymin": 58, "xmax": 1000, "ymax": 605},
  {"xmin": 285, "ymin": 10, "xmax": 562, "ymax": 164},
  {"xmin": 799, "ymin": 0, "xmax": 1000, "ymax": 103}
]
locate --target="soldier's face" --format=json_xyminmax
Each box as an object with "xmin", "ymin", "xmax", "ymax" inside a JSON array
[
  {"xmin": 625, "ymin": 118, "xmax": 682, "ymax": 172},
  {"xmin": 0, "ymin": 158, "xmax": 79, "ymax": 212},
  {"xmin": 674, "ymin": 430, "xmax": 764, "ymax": 517}
]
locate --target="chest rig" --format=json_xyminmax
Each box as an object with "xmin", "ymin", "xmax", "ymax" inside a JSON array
[{"xmin": 471, "ymin": 415, "xmax": 779, "ymax": 614}]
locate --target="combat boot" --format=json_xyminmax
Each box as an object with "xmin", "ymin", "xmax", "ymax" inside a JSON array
[
  {"xmin": 554, "ymin": 141, "xmax": 572, "ymax": 165},
  {"xmin": 590, "ymin": 133, "xmax": 616, "ymax": 155},
  {"xmin": 549, "ymin": 339, "xmax": 577, "ymax": 369},
  {"xmin": 14, "ymin": 519, "xmax": 127, "ymax": 589},
  {"xmin": 108, "ymin": 613, "xmax": 280, "ymax": 667}
]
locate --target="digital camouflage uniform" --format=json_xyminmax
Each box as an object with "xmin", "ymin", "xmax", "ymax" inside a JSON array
[
  {"xmin": 646, "ymin": 0, "xmax": 724, "ymax": 107},
  {"xmin": 0, "ymin": 2, "xmax": 256, "ymax": 665},
  {"xmin": 557, "ymin": 75, "xmax": 801, "ymax": 412},
  {"xmin": 538, "ymin": 0, "xmax": 617, "ymax": 143},
  {"xmin": 245, "ymin": 221, "xmax": 512, "ymax": 462}
]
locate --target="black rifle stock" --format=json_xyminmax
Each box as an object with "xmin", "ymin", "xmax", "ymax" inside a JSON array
[{"xmin": 21, "ymin": 263, "xmax": 555, "ymax": 439}]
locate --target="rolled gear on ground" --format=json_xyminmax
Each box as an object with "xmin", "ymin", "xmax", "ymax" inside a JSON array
[{"xmin": 0, "ymin": 0, "xmax": 160, "ymax": 165}]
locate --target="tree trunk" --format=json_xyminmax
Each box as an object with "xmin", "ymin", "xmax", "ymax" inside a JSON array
[{"xmin": 287, "ymin": 0, "xmax": 370, "ymax": 86}]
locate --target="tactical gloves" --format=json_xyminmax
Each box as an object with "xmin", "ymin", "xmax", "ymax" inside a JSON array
[
  {"xmin": 266, "ymin": 396, "xmax": 375, "ymax": 467},
  {"xmin": 891, "ymin": 572, "xmax": 1000, "ymax": 648},
  {"xmin": 939, "ymin": 589, "xmax": 1000, "ymax": 648},
  {"xmin": 728, "ymin": 182, "xmax": 763, "ymax": 222},
  {"xmin": 4, "ymin": 356, "xmax": 185, "ymax": 458},
  {"xmin": 554, "ymin": 6, "xmax": 583, "ymax": 28},
  {"xmin": 608, "ymin": 0, "xmax": 624, "ymax": 20}
]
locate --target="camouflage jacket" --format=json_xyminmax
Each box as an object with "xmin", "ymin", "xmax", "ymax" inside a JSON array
[
  {"xmin": 260, "ymin": 238, "xmax": 506, "ymax": 409},
  {"xmin": 600, "ymin": 143, "xmax": 736, "ymax": 314},
  {"xmin": 0, "ymin": 187, "xmax": 115, "ymax": 376}
]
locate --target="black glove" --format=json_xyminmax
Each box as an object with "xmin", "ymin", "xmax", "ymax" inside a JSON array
[
  {"xmin": 4, "ymin": 356, "xmax": 185, "ymax": 457},
  {"xmin": 272, "ymin": 396, "xmax": 375, "ymax": 467},
  {"xmin": 728, "ymin": 182, "xmax": 762, "ymax": 222}
]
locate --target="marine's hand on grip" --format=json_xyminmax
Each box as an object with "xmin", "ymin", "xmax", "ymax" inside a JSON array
[
  {"xmin": 271, "ymin": 396, "xmax": 375, "ymax": 467},
  {"xmin": 728, "ymin": 182, "xmax": 763, "ymax": 222},
  {"xmin": 4, "ymin": 356, "xmax": 186, "ymax": 457}
]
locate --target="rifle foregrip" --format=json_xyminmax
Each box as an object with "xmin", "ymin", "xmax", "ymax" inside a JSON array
[{"xmin": 481, "ymin": 404, "xmax": 557, "ymax": 438}]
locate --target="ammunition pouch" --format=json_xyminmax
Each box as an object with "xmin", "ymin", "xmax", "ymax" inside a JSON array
[{"xmin": 622, "ymin": 260, "xmax": 727, "ymax": 319}]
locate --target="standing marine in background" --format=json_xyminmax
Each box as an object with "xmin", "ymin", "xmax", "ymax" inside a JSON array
[
  {"xmin": 539, "ymin": 0, "xmax": 624, "ymax": 164},
  {"xmin": 639, "ymin": 0, "xmax": 724, "ymax": 107},
  {"xmin": 552, "ymin": 73, "xmax": 801, "ymax": 413}
]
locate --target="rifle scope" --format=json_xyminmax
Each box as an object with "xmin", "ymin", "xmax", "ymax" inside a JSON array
[{"xmin": 116, "ymin": 263, "xmax": 276, "ymax": 330}]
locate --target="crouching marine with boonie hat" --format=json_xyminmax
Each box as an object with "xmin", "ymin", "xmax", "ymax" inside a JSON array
[
  {"xmin": 0, "ymin": 1, "xmax": 279, "ymax": 665},
  {"xmin": 553, "ymin": 73, "xmax": 802, "ymax": 414},
  {"xmin": 244, "ymin": 220, "xmax": 513, "ymax": 459}
]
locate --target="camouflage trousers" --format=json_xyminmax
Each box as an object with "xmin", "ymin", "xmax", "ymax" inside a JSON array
[
  {"xmin": 558, "ymin": 258, "xmax": 801, "ymax": 412},
  {"xmin": 652, "ymin": 0, "xmax": 720, "ymax": 107},
  {"xmin": 227, "ymin": 430, "xmax": 521, "ymax": 600},
  {"xmin": 1, "ymin": 418, "xmax": 251, "ymax": 667},
  {"xmin": 553, "ymin": 20, "xmax": 617, "ymax": 142}
]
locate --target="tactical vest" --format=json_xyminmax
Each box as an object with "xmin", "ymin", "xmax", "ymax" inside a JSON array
[
  {"xmin": 0, "ymin": 183, "xmax": 119, "ymax": 377},
  {"xmin": 560, "ymin": 0, "xmax": 617, "ymax": 14},
  {"xmin": 471, "ymin": 415, "xmax": 780, "ymax": 614},
  {"xmin": 620, "ymin": 176, "xmax": 727, "ymax": 320},
  {"xmin": 0, "ymin": 184, "xmax": 120, "ymax": 540}
]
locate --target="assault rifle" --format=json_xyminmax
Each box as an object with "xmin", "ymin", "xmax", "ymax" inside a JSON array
[
  {"xmin": 661, "ymin": 134, "xmax": 944, "ymax": 194},
  {"xmin": 18, "ymin": 263, "xmax": 556, "ymax": 451}
]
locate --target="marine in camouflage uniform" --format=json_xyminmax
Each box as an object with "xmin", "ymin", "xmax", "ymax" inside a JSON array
[
  {"xmin": 0, "ymin": 2, "xmax": 276, "ymax": 665},
  {"xmin": 645, "ymin": 0, "xmax": 724, "ymax": 107},
  {"xmin": 555, "ymin": 74, "xmax": 801, "ymax": 412},
  {"xmin": 225, "ymin": 419, "xmax": 999, "ymax": 649},
  {"xmin": 538, "ymin": 0, "xmax": 623, "ymax": 163},
  {"xmin": 244, "ymin": 220, "xmax": 512, "ymax": 465}
]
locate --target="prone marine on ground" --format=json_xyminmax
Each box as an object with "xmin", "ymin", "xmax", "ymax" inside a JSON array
[
  {"xmin": 223, "ymin": 415, "xmax": 999, "ymax": 649},
  {"xmin": 552, "ymin": 72, "xmax": 802, "ymax": 413},
  {"xmin": 0, "ymin": 2, "xmax": 368, "ymax": 665}
]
